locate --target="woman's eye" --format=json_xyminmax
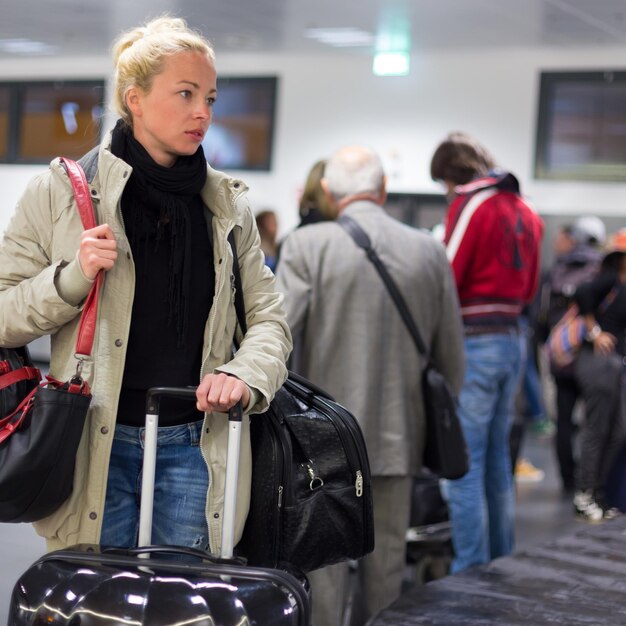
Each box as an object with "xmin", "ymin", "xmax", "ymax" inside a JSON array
[
  {"xmin": 180, "ymin": 90, "xmax": 191, "ymax": 98},
  {"xmin": 207, "ymin": 97, "xmax": 216, "ymax": 107}
]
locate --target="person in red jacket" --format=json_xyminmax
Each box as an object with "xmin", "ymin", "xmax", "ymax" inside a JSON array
[{"xmin": 431, "ymin": 132, "xmax": 544, "ymax": 573}]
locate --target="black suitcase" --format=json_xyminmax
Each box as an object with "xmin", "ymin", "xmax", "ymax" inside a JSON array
[{"xmin": 8, "ymin": 387, "xmax": 310, "ymax": 625}]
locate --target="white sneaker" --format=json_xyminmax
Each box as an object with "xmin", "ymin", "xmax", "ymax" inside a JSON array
[
  {"xmin": 603, "ymin": 507, "xmax": 622, "ymax": 520},
  {"xmin": 573, "ymin": 490, "xmax": 604, "ymax": 523}
]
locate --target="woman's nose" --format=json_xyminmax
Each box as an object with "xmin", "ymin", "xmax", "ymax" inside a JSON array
[{"xmin": 194, "ymin": 102, "xmax": 212, "ymax": 120}]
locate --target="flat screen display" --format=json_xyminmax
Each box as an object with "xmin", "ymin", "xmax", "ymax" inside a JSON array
[
  {"xmin": 534, "ymin": 70, "xmax": 626, "ymax": 182},
  {"xmin": 0, "ymin": 80, "xmax": 105, "ymax": 164},
  {"xmin": 202, "ymin": 76, "xmax": 278, "ymax": 171}
]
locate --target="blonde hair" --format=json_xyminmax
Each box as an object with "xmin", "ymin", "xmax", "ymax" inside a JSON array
[
  {"xmin": 111, "ymin": 15, "xmax": 215, "ymax": 126},
  {"xmin": 299, "ymin": 159, "xmax": 335, "ymax": 220}
]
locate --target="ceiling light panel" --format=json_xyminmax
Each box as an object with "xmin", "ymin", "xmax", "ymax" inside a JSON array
[{"xmin": 305, "ymin": 27, "xmax": 375, "ymax": 47}]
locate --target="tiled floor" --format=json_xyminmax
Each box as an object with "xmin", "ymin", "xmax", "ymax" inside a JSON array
[{"xmin": 0, "ymin": 426, "xmax": 585, "ymax": 624}]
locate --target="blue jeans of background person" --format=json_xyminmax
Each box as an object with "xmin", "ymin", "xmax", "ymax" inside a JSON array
[
  {"xmin": 447, "ymin": 330, "xmax": 524, "ymax": 573},
  {"xmin": 101, "ymin": 420, "xmax": 209, "ymax": 549},
  {"xmin": 519, "ymin": 315, "xmax": 545, "ymax": 421}
]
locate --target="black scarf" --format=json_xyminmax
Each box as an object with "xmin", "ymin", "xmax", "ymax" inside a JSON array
[{"xmin": 110, "ymin": 119, "xmax": 208, "ymax": 346}]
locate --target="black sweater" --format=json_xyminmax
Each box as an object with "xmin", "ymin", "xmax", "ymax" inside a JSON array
[{"xmin": 116, "ymin": 197, "xmax": 214, "ymax": 426}]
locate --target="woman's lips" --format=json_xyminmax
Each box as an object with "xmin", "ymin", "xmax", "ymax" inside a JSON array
[{"xmin": 186, "ymin": 129, "xmax": 205, "ymax": 141}]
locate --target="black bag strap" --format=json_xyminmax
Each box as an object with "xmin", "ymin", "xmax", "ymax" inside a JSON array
[
  {"xmin": 337, "ymin": 214, "xmax": 430, "ymax": 360},
  {"xmin": 228, "ymin": 231, "xmax": 248, "ymax": 337}
]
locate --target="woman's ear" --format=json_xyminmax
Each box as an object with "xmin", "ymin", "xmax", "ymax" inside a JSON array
[{"xmin": 125, "ymin": 86, "xmax": 142, "ymax": 117}]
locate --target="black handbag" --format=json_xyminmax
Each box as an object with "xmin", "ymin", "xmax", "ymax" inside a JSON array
[
  {"xmin": 228, "ymin": 234, "xmax": 375, "ymax": 573},
  {"xmin": 338, "ymin": 215, "xmax": 469, "ymax": 480},
  {"xmin": 0, "ymin": 157, "xmax": 100, "ymax": 523}
]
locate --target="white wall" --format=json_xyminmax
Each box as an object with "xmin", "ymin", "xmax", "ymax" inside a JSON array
[{"xmin": 1, "ymin": 45, "xmax": 626, "ymax": 238}]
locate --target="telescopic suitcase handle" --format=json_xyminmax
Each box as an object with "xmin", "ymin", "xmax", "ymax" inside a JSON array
[{"xmin": 139, "ymin": 387, "xmax": 243, "ymax": 559}]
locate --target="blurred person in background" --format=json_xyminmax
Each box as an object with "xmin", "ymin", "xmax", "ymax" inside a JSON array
[
  {"xmin": 274, "ymin": 159, "xmax": 334, "ymax": 272},
  {"xmin": 431, "ymin": 131, "xmax": 543, "ymax": 573},
  {"xmin": 255, "ymin": 209, "xmax": 279, "ymax": 272},
  {"xmin": 570, "ymin": 228, "xmax": 626, "ymax": 522},
  {"xmin": 297, "ymin": 158, "xmax": 336, "ymax": 226},
  {"xmin": 536, "ymin": 217, "xmax": 606, "ymax": 494}
]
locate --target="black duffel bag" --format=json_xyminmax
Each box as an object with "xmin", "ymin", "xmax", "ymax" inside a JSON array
[{"xmin": 237, "ymin": 371, "xmax": 374, "ymax": 573}]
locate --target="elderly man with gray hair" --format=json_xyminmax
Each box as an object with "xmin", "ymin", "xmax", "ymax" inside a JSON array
[{"xmin": 276, "ymin": 145, "xmax": 464, "ymax": 625}]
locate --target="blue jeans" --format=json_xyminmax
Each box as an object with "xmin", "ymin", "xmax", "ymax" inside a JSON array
[
  {"xmin": 446, "ymin": 330, "xmax": 524, "ymax": 573},
  {"xmin": 101, "ymin": 420, "xmax": 209, "ymax": 549},
  {"xmin": 519, "ymin": 315, "xmax": 545, "ymax": 421}
]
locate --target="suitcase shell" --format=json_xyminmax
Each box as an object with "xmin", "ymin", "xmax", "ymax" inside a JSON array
[
  {"xmin": 9, "ymin": 545, "xmax": 309, "ymax": 625},
  {"xmin": 9, "ymin": 387, "xmax": 310, "ymax": 625}
]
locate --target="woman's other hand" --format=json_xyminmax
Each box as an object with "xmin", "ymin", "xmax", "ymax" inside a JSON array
[{"xmin": 196, "ymin": 372, "xmax": 251, "ymax": 413}]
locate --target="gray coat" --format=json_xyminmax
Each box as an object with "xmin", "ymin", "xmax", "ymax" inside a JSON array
[{"xmin": 276, "ymin": 201, "xmax": 464, "ymax": 476}]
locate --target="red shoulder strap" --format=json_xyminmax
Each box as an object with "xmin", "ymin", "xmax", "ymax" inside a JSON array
[{"xmin": 59, "ymin": 157, "xmax": 101, "ymax": 358}]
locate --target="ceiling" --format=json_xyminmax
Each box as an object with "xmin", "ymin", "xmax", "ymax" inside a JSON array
[{"xmin": 3, "ymin": 0, "xmax": 626, "ymax": 60}]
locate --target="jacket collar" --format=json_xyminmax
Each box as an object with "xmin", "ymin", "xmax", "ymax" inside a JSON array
[
  {"xmin": 454, "ymin": 171, "xmax": 520, "ymax": 197},
  {"xmin": 340, "ymin": 199, "xmax": 386, "ymax": 218}
]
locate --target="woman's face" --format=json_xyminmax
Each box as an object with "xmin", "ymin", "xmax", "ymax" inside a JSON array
[{"xmin": 127, "ymin": 51, "xmax": 217, "ymax": 167}]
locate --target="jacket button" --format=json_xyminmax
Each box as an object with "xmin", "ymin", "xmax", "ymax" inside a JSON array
[
  {"xmin": 100, "ymin": 426, "xmax": 109, "ymax": 435},
  {"xmin": 89, "ymin": 512, "xmax": 97, "ymax": 520},
  {"xmin": 91, "ymin": 189, "xmax": 97, "ymax": 196},
  {"xmin": 213, "ymin": 512, "xmax": 220, "ymax": 519},
  {"xmin": 115, "ymin": 339, "xmax": 123, "ymax": 347}
]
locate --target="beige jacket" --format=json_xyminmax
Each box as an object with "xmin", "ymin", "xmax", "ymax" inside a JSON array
[{"xmin": 0, "ymin": 137, "xmax": 291, "ymax": 552}]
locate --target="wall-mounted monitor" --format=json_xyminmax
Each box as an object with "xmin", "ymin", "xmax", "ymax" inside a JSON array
[
  {"xmin": 534, "ymin": 70, "xmax": 626, "ymax": 182},
  {"xmin": 202, "ymin": 75, "xmax": 278, "ymax": 172},
  {"xmin": 0, "ymin": 80, "xmax": 105, "ymax": 164}
]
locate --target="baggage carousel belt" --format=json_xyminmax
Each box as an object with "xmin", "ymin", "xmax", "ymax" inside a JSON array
[{"xmin": 372, "ymin": 515, "xmax": 626, "ymax": 625}]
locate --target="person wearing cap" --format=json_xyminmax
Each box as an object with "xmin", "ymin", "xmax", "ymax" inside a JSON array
[
  {"xmin": 571, "ymin": 228, "xmax": 626, "ymax": 522},
  {"xmin": 536, "ymin": 218, "xmax": 606, "ymax": 494}
]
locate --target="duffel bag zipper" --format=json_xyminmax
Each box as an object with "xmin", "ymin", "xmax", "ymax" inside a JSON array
[
  {"xmin": 268, "ymin": 407, "xmax": 290, "ymax": 565},
  {"xmin": 313, "ymin": 396, "xmax": 373, "ymax": 542}
]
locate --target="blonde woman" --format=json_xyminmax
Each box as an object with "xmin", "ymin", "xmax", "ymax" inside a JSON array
[{"xmin": 0, "ymin": 15, "xmax": 291, "ymax": 552}]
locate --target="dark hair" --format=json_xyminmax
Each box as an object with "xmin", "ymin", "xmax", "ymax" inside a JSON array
[{"xmin": 430, "ymin": 132, "xmax": 497, "ymax": 185}]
